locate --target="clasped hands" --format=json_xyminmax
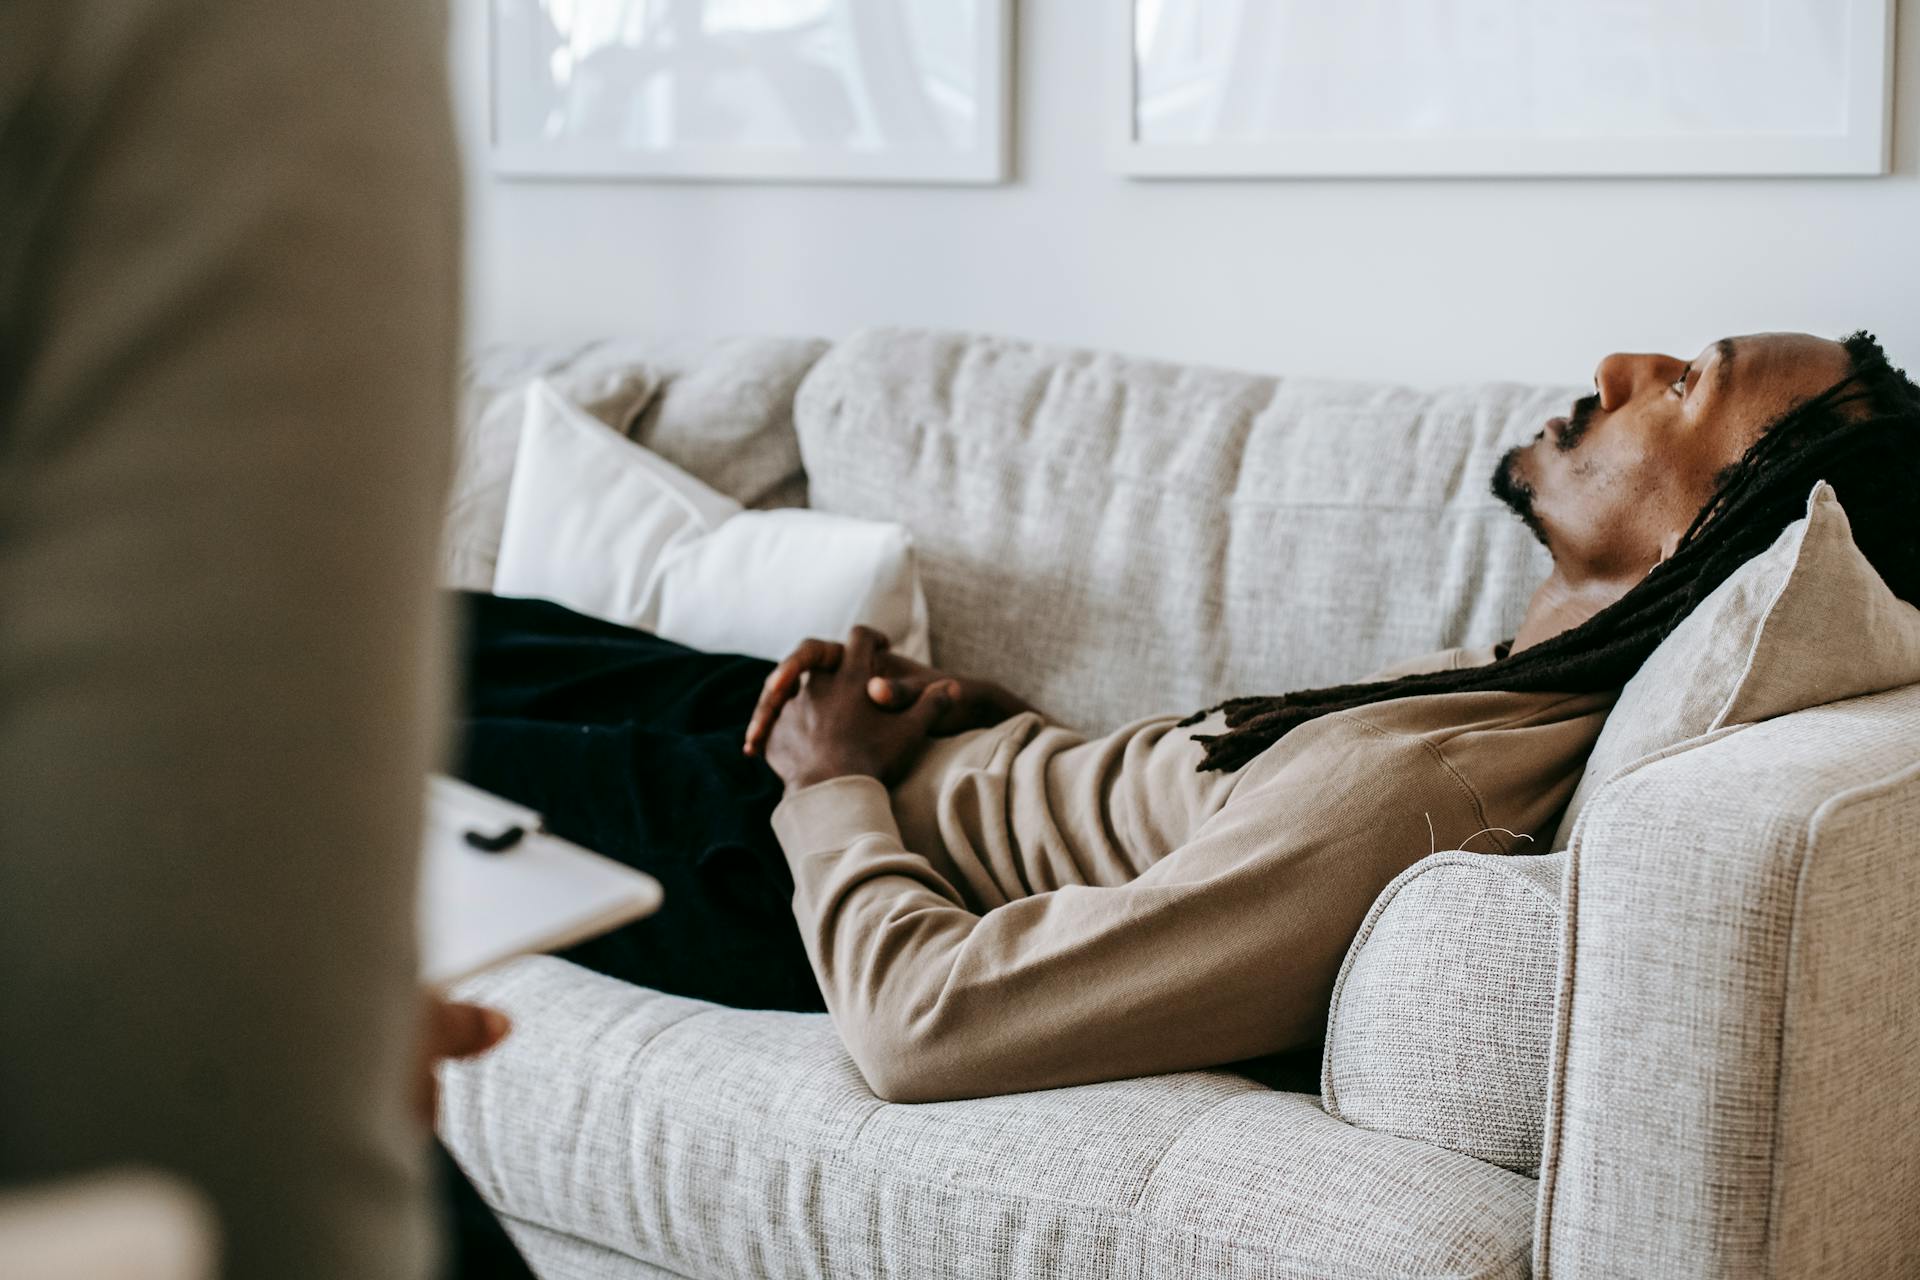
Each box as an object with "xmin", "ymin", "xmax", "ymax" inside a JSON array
[
  {"xmin": 416, "ymin": 630, "xmax": 1024, "ymax": 1127},
  {"xmin": 743, "ymin": 625, "xmax": 1031, "ymax": 792}
]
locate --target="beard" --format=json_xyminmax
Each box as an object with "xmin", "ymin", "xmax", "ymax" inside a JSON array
[
  {"xmin": 1490, "ymin": 447, "xmax": 1548, "ymax": 547},
  {"xmin": 1490, "ymin": 392, "xmax": 1602, "ymax": 548}
]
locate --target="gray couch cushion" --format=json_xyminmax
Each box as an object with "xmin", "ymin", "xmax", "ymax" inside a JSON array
[
  {"xmin": 444, "ymin": 957, "xmax": 1538, "ymax": 1280},
  {"xmin": 1322, "ymin": 852, "xmax": 1566, "ymax": 1175},
  {"xmin": 449, "ymin": 335, "xmax": 827, "ymax": 590},
  {"xmin": 793, "ymin": 327, "xmax": 1572, "ymax": 731}
]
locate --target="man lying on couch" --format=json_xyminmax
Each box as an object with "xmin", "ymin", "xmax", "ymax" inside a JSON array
[{"xmin": 456, "ymin": 330, "xmax": 1920, "ymax": 1105}]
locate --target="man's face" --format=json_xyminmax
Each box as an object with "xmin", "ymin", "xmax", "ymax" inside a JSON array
[{"xmin": 1492, "ymin": 332, "xmax": 1852, "ymax": 578}]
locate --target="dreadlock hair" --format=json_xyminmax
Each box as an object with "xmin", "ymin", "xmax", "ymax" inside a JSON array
[{"xmin": 1182, "ymin": 331, "xmax": 1920, "ymax": 774}]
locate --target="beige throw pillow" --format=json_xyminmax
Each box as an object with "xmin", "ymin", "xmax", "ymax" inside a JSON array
[{"xmin": 1554, "ymin": 482, "xmax": 1920, "ymax": 848}]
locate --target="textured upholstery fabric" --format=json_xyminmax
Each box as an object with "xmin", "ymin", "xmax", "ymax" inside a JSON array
[
  {"xmin": 449, "ymin": 336, "xmax": 828, "ymax": 589},
  {"xmin": 793, "ymin": 327, "xmax": 1567, "ymax": 731},
  {"xmin": 439, "ymin": 330, "xmax": 1920, "ymax": 1279},
  {"xmin": 499, "ymin": 1220, "xmax": 684, "ymax": 1280},
  {"xmin": 1552, "ymin": 483, "xmax": 1920, "ymax": 847},
  {"xmin": 1537, "ymin": 683, "xmax": 1920, "ymax": 1279},
  {"xmin": 1323, "ymin": 851, "xmax": 1565, "ymax": 1174},
  {"xmin": 444, "ymin": 958, "xmax": 1538, "ymax": 1280}
]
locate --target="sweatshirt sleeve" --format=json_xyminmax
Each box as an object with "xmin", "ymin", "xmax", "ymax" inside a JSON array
[{"xmin": 771, "ymin": 717, "xmax": 1486, "ymax": 1102}]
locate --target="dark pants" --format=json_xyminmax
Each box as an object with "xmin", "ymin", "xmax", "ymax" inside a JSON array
[
  {"xmin": 453, "ymin": 589, "xmax": 826, "ymax": 1013},
  {"xmin": 438, "ymin": 590, "xmax": 825, "ymax": 1276}
]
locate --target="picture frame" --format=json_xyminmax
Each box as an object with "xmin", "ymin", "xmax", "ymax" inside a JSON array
[
  {"xmin": 490, "ymin": 0, "xmax": 1013, "ymax": 185},
  {"xmin": 1112, "ymin": 0, "xmax": 1896, "ymax": 178}
]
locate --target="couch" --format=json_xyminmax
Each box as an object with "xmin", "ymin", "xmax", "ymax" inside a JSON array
[{"xmin": 438, "ymin": 328, "xmax": 1920, "ymax": 1279}]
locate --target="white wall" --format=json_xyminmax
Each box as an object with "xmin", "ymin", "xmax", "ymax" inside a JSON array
[{"xmin": 452, "ymin": 1, "xmax": 1920, "ymax": 387}]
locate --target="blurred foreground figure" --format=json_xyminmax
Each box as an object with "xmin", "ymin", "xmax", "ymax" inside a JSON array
[{"xmin": 0, "ymin": 2, "xmax": 460, "ymax": 1276}]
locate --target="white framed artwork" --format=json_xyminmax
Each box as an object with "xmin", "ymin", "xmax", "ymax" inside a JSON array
[
  {"xmin": 1114, "ymin": 0, "xmax": 1896, "ymax": 178},
  {"xmin": 491, "ymin": 0, "xmax": 1012, "ymax": 183}
]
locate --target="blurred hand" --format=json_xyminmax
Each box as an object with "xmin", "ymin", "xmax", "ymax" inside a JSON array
[
  {"xmin": 415, "ymin": 993, "xmax": 511, "ymax": 1128},
  {"xmin": 743, "ymin": 631, "xmax": 1031, "ymax": 758}
]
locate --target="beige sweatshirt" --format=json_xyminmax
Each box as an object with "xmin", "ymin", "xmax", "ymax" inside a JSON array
[{"xmin": 771, "ymin": 646, "xmax": 1613, "ymax": 1102}]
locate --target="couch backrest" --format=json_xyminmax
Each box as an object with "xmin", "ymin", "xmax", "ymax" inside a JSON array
[
  {"xmin": 448, "ymin": 335, "xmax": 828, "ymax": 590},
  {"xmin": 796, "ymin": 327, "xmax": 1575, "ymax": 730}
]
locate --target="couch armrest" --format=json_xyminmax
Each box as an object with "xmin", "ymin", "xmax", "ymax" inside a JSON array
[{"xmin": 1538, "ymin": 683, "xmax": 1920, "ymax": 1280}]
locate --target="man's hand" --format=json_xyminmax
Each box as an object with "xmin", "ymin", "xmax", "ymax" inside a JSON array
[
  {"xmin": 415, "ymin": 993, "xmax": 511, "ymax": 1128},
  {"xmin": 762, "ymin": 626, "xmax": 958, "ymax": 792},
  {"xmin": 743, "ymin": 630, "xmax": 1031, "ymax": 758}
]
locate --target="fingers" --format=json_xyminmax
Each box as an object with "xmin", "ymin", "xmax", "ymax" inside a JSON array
[
  {"xmin": 743, "ymin": 630, "xmax": 902, "ymax": 755},
  {"xmin": 866, "ymin": 674, "xmax": 924, "ymax": 707},
  {"xmin": 842, "ymin": 624, "xmax": 888, "ymax": 676},
  {"xmin": 928, "ymin": 684, "xmax": 980, "ymax": 736},
  {"xmin": 431, "ymin": 999, "xmax": 512, "ymax": 1061},
  {"xmin": 744, "ymin": 638, "xmax": 842, "ymax": 755},
  {"xmin": 904, "ymin": 679, "xmax": 959, "ymax": 735},
  {"xmin": 415, "ymin": 997, "xmax": 510, "ymax": 1129}
]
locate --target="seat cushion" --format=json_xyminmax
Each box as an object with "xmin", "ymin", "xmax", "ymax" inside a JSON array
[
  {"xmin": 442, "ymin": 957, "xmax": 1539, "ymax": 1280},
  {"xmin": 793, "ymin": 327, "xmax": 1573, "ymax": 730},
  {"xmin": 1322, "ymin": 852, "xmax": 1566, "ymax": 1175}
]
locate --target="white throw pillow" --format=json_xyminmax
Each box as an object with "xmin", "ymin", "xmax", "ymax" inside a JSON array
[
  {"xmin": 494, "ymin": 380, "xmax": 931, "ymax": 663},
  {"xmin": 1554, "ymin": 481, "xmax": 1920, "ymax": 847}
]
